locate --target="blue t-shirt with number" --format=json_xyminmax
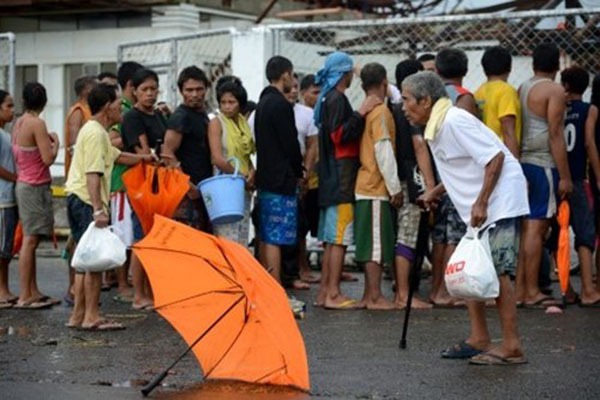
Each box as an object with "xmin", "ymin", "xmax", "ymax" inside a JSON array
[{"xmin": 565, "ymin": 99, "xmax": 590, "ymax": 181}]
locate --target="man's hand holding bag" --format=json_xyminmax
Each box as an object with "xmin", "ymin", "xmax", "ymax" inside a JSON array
[
  {"xmin": 72, "ymin": 222, "xmax": 127, "ymax": 273},
  {"xmin": 444, "ymin": 225, "xmax": 499, "ymax": 300}
]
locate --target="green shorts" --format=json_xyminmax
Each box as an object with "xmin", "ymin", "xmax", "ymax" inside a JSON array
[{"xmin": 354, "ymin": 199, "xmax": 395, "ymax": 266}]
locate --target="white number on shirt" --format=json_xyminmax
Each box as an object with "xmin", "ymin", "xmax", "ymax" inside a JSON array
[{"xmin": 564, "ymin": 123, "xmax": 576, "ymax": 152}]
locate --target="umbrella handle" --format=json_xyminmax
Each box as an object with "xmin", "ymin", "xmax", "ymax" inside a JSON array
[{"xmin": 141, "ymin": 369, "xmax": 169, "ymax": 397}]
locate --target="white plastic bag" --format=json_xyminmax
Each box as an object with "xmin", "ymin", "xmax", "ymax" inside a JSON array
[
  {"xmin": 444, "ymin": 226, "xmax": 499, "ymax": 300},
  {"xmin": 72, "ymin": 222, "xmax": 127, "ymax": 273}
]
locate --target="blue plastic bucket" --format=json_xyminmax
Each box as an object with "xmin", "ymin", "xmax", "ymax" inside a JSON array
[{"xmin": 198, "ymin": 158, "xmax": 245, "ymax": 225}]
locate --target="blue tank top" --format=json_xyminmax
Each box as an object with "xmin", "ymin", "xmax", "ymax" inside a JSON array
[{"xmin": 565, "ymin": 99, "xmax": 590, "ymax": 181}]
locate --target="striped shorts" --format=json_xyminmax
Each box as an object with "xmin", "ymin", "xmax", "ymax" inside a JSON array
[
  {"xmin": 317, "ymin": 203, "xmax": 354, "ymax": 246},
  {"xmin": 354, "ymin": 200, "xmax": 395, "ymax": 266}
]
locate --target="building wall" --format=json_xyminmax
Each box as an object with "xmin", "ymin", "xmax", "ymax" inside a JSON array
[{"xmin": 4, "ymin": 3, "xmax": 255, "ymax": 177}]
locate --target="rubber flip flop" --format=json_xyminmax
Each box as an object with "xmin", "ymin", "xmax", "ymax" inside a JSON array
[
  {"xmin": 522, "ymin": 295, "xmax": 561, "ymax": 309},
  {"xmin": 469, "ymin": 352, "xmax": 528, "ymax": 366},
  {"xmin": 324, "ymin": 299, "xmax": 359, "ymax": 310},
  {"xmin": 13, "ymin": 300, "xmax": 54, "ymax": 310},
  {"xmin": 79, "ymin": 319, "xmax": 125, "ymax": 331},
  {"xmin": 441, "ymin": 340, "xmax": 483, "ymax": 359},
  {"xmin": 579, "ymin": 299, "xmax": 600, "ymax": 308},
  {"xmin": 0, "ymin": 301, "xmax": 13, "ymax": 309}
]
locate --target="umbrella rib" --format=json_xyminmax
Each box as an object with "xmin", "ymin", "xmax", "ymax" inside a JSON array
[
  {"xmin": 134, "ymin": 245, "xmax": 243, "ymax": 289},
  {"xmin": 252, "ymin": 365, "xmax": 287, "ymax": 384},
  {"xmin": 155, "ymin": 286, "xmax": 245, "ymax": 310},
  {"xmin": 202, "ymin": 295, "xmax": 250, "ymax": 378}
]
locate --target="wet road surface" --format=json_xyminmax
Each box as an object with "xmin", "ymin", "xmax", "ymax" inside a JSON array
[{"xmin": 1, "ymin": 247, "xmax": 600, "ymax": 399}]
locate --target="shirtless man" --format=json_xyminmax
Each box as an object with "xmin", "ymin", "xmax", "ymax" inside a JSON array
[{"xmin": 516, "ymin": 42, "xmax": 572, "ymax": 308}]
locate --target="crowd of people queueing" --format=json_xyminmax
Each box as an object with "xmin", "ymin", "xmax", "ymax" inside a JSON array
[{"xmin": 1, "ymin": 41, "xmax": 600, "ymax": 365}]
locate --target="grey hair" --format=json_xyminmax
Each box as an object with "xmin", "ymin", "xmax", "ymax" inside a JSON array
[{"xmin": 402, "ymin": 71, "xmax": 448, "ymax": 103}]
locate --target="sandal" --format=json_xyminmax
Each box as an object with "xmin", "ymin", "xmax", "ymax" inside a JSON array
[
  {"xmin": 79, "ymin": 319, "xmax": 125, "ymax": 331},
  {"xmin": 441, "ymin": 340, "xmax": 483, "ymax": 359}
]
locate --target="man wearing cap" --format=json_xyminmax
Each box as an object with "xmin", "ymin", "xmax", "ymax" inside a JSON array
[{"xmin": 313, "ymin": 51, "xmax": 381, "ymax": 309}]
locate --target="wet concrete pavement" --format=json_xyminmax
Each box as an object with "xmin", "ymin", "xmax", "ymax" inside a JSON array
[{"xmin": 1, "ymin": 245, "xmax": 600, "ymax": 399}]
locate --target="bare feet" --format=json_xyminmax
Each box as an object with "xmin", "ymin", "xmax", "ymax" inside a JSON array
[
  {"xmin": 475, "ymin": 345, "xmax": 525, "ymax": 360},
  {"xmin": 580, "ymin": 290, "xmax": 600, "ymax": 306},
  {"xmin": 0, "ymin": 293, "xmax": 18, "ymax": 304},
  {"xmin": 359, "ymin": 295, "xmax": 396, "ymax": 310},
  {"xmin": 394, "ymin": 296, "xmax": 433, "ymax": 310},
  {"xmin": 291, "ymin": 279, "xmax": 310, "ymax": 290},
  {"xmin": 299, "ymin": 271, "xmax": 321, "ymax": 284},
  {"xmin": 522, "ymin": 292, "xmax": 561, "ymax": 308},
  {"xmin": 341, "ymin": 272, "xmax": 359, "ymax": 282}
]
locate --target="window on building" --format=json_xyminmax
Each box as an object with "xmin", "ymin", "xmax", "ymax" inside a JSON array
[{"xmin": 14, "ymin": 65, "xmax": 38, "ymax": 114}]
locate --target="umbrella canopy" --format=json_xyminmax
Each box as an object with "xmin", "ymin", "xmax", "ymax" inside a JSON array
[
  {"xmin": 556, "ymin": 201, "xmax": 570, "ymax": 296},
  {"xmin": 122, "ymin": 163, "xmax": 190, "ymax": 234},
  {"xmin": 133, "ymin": 215, "xmax": 310, "ymax": 391}
]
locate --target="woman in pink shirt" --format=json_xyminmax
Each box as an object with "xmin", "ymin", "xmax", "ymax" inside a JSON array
[{"xmin": 13, "ymin": 82, "xmax": 59, "ymax": 309}]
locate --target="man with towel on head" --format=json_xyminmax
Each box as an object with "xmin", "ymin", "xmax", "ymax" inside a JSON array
[{"xmin": 313, "ymin": 51, "xmax": 381, "ymax": 309}]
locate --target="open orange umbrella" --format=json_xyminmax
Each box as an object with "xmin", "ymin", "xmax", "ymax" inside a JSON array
[
  {"xmin": 555, "ymin": 201, "xmax": 570, "ymax": 300},
  {"xmin": 133, "ymin": 215, "xmax": 309, "ymax": 396},
  {"xmin": 122, "ymin": 163, "xmax": 190, "ymax": 234}
]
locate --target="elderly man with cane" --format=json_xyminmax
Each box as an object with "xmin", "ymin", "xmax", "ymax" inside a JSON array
[{"xmin": 403, "ymin": 71, "xmax": 529, "ymax": 365}]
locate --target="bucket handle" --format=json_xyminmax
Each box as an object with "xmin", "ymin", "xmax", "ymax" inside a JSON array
[{"xmin": 218, "ymin": 157, "xmax": 240, "ymax": 177}]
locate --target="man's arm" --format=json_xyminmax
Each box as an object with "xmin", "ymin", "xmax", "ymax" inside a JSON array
[
  {"xmin": 67, "ymin": 109, "xmax": 83, "ymax": 150},
  {"xmin": 304, "ymin": 135, "xmax": 318, "ymax": 177},
  {"xmin": 500, "ymin": 115, "xmax": 520, "ymax": 159},
  {"xmin": 375, "ymin": 138, "xmax": 402, "ymax": 207},
  {"xmin": 0, "ymin": 167, "xmax": 16, "ymax": 182},
  {"xmin": 162, "ymin": 128, "xmax": 183, "ymax": 168},
  {"xmin": 86, "ymin": 172, "xmax": 109, "ymax": 228},
  {"xmin": 456, "ymin": 93, "xmax": 479, "ymax": 118},
  {"xmin": 412, "ymin": 133, "xmax": 436, "ymax": 191},
  {"xmin": 584, "ymin": 105, "xmax": 600, "ymax": 191},
  {"xmin": 471, "ymin": 151, "xmax": 504, "ymax": 227},
  {"xmin": 547, "ymin": 86, "xmax": 573, "ymax": 199},
  {"xmin": 276, "ymin": 102, "xmax": 303, "ymax": 178},
  {"xmin": 328, "ymin": 94, "xmax": 379, "ymax": 145},
  {"xmin": 116, "ymin": 152, "xmax": 153, "ymax": 166},
  {"xmin": 109, "ymin": 128, "xmax": 123, "ymax": 149}
]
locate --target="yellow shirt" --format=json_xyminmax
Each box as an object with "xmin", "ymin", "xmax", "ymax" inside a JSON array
[
  {"xmin": 355, "ymin": 104, "xmax": 396, "ymax": 198},
  {"xmin": 65, "ymin": 120, "xmax": 121, "ymax": 211},
  {"xmin": 474, "ymin": 80, "xmax": 521, "ymax": 144}
]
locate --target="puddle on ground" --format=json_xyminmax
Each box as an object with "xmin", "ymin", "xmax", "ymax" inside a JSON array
[
  {"xmin": 156, "ymin": 380, "xmax": 311, "ymax": 400},
  {"xmin": 0, "ymin": 326, "xmax": 33, "ymax": 337}
]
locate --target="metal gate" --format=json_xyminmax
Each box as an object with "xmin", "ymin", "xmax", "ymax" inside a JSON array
[
  {"xmin": 0, "ymin": 32, "xmax": 16, "ymax": 97},
  {"xmin": 269, "ymin": 8, "xmax": 600, "ymax": 105},
  {"xmin": 117, "ymin": 28, "xmax": 234, "ymax": 109}
]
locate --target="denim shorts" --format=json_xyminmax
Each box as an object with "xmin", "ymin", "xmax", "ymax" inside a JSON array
[
  {"xmin": 0, "ymin": 206, "xmax": 18, "ymax": 259},
  {"xmin": 569, "ymin": 181, "xmax": 595, "ymax": 250},
  {"xmin": 67, "ymin": 194, "xmax": 93, "ymax": 244},
  {"xmin": 432, "ymin": 195, "xmax": 467, "ymax": 245},
  {"xmin": 487, "ymin": 217, "xmax": 521, "ymax": 276}
]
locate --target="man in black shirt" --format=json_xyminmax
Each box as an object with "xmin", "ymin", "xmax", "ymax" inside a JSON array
[
  {"xmin": 162, "ymin": 66, "xmax": 213, "ymax": 232},
  {"xmin": 254, "ymin": 56, "xmax": 303, "ymax": 284}
]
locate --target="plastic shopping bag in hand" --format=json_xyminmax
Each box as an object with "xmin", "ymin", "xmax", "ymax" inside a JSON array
[
  {"xmin": 444, "ymin": 225, "xmax": 499, "ymax": 300},
  {"xmin": 72, "ymin": 222, "xmax": 127, "ymax": 273}
]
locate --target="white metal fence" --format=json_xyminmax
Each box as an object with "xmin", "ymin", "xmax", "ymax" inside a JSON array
[
  {"xmin": 117, "ymin": 28, "xmax": 234, "ymax": 109},
  {"xmin": 270, "ymin": 8, "xmax": 600, "ymax": 106},
  {"xmin": 0, "ymin": 32, "xmax": 15, "ymax": 97},
  {"xmin": 117, "ymin": 8, "xmax": 600, "ymax": 107}
]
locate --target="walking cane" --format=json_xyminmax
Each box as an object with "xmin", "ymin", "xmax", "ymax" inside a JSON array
[{"xmin": 400, "ymin": 210, "xmax": 430, "ymax": 349}]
